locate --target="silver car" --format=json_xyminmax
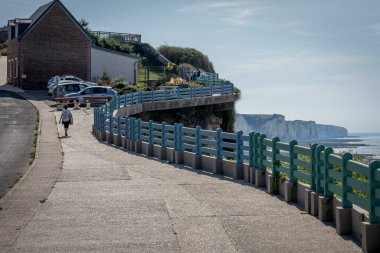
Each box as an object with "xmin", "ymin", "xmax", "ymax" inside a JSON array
[
  {"xmin": 52, "ymin": 82, "xmax": 90, "ymax": 98},
  {"xmin": 64, "ymin": 86, "xmax": 117, "ymax": 101}
]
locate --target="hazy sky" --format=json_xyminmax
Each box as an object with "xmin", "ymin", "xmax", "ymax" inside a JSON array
[{"xmin": 1, "ymin": 0, "xmax": 379, "ymax": 132}]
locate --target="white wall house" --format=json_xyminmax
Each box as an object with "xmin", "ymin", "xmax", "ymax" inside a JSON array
[{"xmin": 91, "ymin": 45, "xmax": 139, "ymax": 84}]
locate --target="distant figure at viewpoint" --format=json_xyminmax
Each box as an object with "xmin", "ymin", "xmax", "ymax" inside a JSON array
[{"xmin": 59, "ymin": 105, "xmax": 73, "ymax": 137}]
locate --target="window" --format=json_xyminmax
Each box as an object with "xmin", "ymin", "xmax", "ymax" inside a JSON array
[
  {"xmin": 94, "ymin": 87, "xmax": 106, "ymax": 94},
  {"xmin": 83, "ymin": 88, "xmax": 94, "ymax": 95}
]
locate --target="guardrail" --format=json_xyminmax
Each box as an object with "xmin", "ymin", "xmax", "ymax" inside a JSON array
[
  {"xmin": 102, "ymin": 84, "xmax": 234, "ymax": 114},
  {"xmin": 93, "ymin": 83, "xmax": 380, "ymax": 252}
]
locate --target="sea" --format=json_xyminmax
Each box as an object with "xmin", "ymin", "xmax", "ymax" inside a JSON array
[{"xmin": 318, "ymin": 133, "xmax": 380, "ymax": 160}]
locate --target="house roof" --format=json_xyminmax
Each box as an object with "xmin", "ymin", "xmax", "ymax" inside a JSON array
[
  {"xmin": 29, "ymin": 0, "xmax": 54, "ymax": 21},
  {"xmin": 18, "ymin": 0, "xmax": 92, "ymax": 42}
]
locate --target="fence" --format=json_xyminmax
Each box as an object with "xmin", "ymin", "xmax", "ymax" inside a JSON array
[
  {"xmin": 91, "ymin": 31, "xmax": 141, "ymax": 43},
  {"xmin": 94, "ymin": 84, "xmax": 380, "ymax": 226},
  {"xmin": 102, "ymin": 84, "xmax": 234, "ymax": 114}
]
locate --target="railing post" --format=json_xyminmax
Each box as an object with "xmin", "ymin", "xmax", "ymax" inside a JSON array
[
  {"xmin": 139, "ymin": 91, "xmax": 143, "ymax": 103},
  {"xmin": 124, "ymin": 94, "xmax": 127, "ymax": 107},
  {"xmin": 271, "ymin": 137, "xmax": 280, "ymax": 176},
  {"xmin": 151, "ymin": 90, "xmax": 154, "ymax": 102},
  {"xmin": 249, "ymin": 132, "xmax": 255, "ymax": 167},
  {"xmin": 369, "ymin": 161, "xmax": 380, "ymax": 224},
  {"xmin": 165, "ymin": 89, "xmax": 168, "ymax": 100},
  {"xmin": 174, "ymin": 123, "xmax": 179, "ymax": 151},
  {"xmin": 236, "ymin": 131, "xmax": 244, "ymax": 165},
  {"xmin": 254, "ymin": 133, "xmax": 260, "ymax": 168},
  {"xmin": 126, "ymin": 118, "xmax": 130, "ymax": 140},
  {"xmin": 221, "ymin": 84, "xmax": 224, "ymax": 95},
  {"xmin": 310, "ymin": 144, "xmax": 318, "ymax": 191},
  {"xmin": 148, "ymin": 120, "xmax": 153, "ymax": 145},
  {"xmin": 323, "ymin": 147, "xmax": 334, "ymax": 198},
  {"xmin": 131, "ymin": 92, "xmax": 134, "ymax": 105},
  {"xmin": 289, "ymin": 140, "xmax": 298, "ymax": 182},
  {"xmin": 178, "ymin": 123, "xmax": 183, "ymax": 152},
  {"xmin": 137, "ymin": 119, "xmax": 142, "ymax": 142},
  {"xmin": 342, "ymin": 152, "xmax": 353, "ymax": 208},
  {"xmin": 109, "ymin": 114, "xmax": 112, "ymax": 134},
  {"xmin": 216, "ymin": 128, "xmax": 222, "ymax": 160},
  {"xmin": 315, "ymin": 145, "xmax": 325, "ymax": 193},
  {"xmin": 133, "ymin": 118, "xmax": 142, "ymax": 153},
  {"xmin": 117, "ymin": 116, "xmax": 121, "ymax": 137},
  {"xmin": 259, "ymin": 134, "xmax": 266, "ymax": 170},
  {"xmin": 195, "ymin": 126, "xmax": 201, "ymax": 156},
  {"xmin": 161, "ymin": 121, "xmax": 166, "ymax": 148},
  {"xmin": 174, "ymin": 123, "xmax": 184, "ymax": 164}
]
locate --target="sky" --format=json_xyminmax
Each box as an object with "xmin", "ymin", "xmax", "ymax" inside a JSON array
[{"xmin": 1, "ymin": 0, "xmax": 380, "ymax": 132}]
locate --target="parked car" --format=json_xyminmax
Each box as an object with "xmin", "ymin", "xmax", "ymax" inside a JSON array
[
  {"xmin": 48, "ymin": 79, "xmax": 98, "ymax": 95},
  {"xmin": 64, "ymin": 86, "xmax": 117, "ymax": 102},
  {"xmin": 52, "ymin": 82, "xmax": 90, "ymax": 98},
  {"xmin": 47, "ymin": 75, "xmax": 83, "ymax": 89}
]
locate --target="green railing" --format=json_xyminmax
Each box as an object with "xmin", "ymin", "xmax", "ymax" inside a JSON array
[{"xmin": 94, "ymin": 86, "xmax": 380, "ymax": 225}]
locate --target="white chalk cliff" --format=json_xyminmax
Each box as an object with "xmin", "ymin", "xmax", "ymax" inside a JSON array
[{"xmin": 234, "ymin": 114, "xmax": 348, "ymax": 140}]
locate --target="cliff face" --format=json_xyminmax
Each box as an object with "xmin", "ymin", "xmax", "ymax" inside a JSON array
[{"xmin": 234, "ymin": 114, "xmax": 348, "ymax": 140}]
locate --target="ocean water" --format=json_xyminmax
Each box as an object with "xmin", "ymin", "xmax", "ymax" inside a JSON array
[{"xmin": 333, "ymin": 133, "xmax": 380, "ymax": 158}]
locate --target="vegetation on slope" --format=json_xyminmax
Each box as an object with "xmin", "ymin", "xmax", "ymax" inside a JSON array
[{"xmin": 157, "ymin": 45, "xmax": 215, "ymax": 73}]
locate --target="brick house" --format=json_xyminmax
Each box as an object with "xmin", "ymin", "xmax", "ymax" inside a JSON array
[
  {"xmin": 6, "ymin": 0, "xmax": 139, "ymax": 89},
  {"xmin": 6, "ymin": 0, "xmax": 92, "ymax": 89}
]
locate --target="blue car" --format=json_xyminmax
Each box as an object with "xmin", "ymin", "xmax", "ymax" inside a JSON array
[{"xmin": 65, "ymin": 86, "xmax": 117, "ymax": 102}]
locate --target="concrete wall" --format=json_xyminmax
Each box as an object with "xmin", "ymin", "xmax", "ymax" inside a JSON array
[
  {"xmin": 91, "ymin": 46, "xmax": 138, "ymax": 84},
  {"xmin": 117, "ymin": 94, "xmax": 238, "ymax": 117}
]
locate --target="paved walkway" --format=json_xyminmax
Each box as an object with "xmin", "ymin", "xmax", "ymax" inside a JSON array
[
  {"xmin": 0, "ymin": 85, "xmax": 62, "ymax": 253},
  {"xmin": 0, "ymin": 93, "xmax": 362, "ymax": 252}
]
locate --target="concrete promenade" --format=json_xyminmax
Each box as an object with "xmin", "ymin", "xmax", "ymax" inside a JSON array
[{"xmin": 0, "ymin": 89, "xmax": 363, "ymax": 252}]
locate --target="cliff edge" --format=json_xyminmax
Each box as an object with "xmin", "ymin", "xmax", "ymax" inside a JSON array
[{"xmin": 234, "ymin": 114, "xmax": 348, "ymax": 140}]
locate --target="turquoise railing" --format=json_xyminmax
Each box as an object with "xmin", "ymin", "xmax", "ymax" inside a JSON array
[
  {"xmin": 100, "ymin": 84, "xmax": 234, "ymax": 114},
  {"xmin": 93, "ymin": 84, "xmax": 380, "ymax": 225}
]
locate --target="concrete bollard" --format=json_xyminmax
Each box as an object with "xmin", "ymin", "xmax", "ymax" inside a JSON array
[
  {"xmin": 310, "ymin": 192, "xmax": 321, "ymax": 216},
  {"xmin": 255, "ymin": 169, "xmax": 266, "ymax": 187},
  {"xmin": 233, "ymin": 164, "xmax": 244, "ymax": 180},
  {"xmin": 121, "ymin": 136, "xmax": 127, "ymax": 149},
  {"xmin": 86, "ymin": 100, "xmax": 91, "ymax": 109},
  {"xmin": 174, "ymin": 151, "xmax": 184, "ymax": 164},
  {"xmin": 336, "ymin": 207, "xmax": 352, "ymax": 235},
  {"xmin": 192, "ymin": 154, "xmax": 202, "ymax": 170},
  {"xmin": 361, "ymin": 222, "xmax": 380, "ymax": 253},
  {"xmin": 318, "ymin": 196, "xmax": 333, "ymax": 222},
  {"xmin": 283, "ymin": 181, "xmax": 296, "ymax": 203},
  {"xmin": 134, "ymin": 141, "xmax": 142, "ymax": 153},
  {"xmin": 74, "ymin": 100, "xmax": 80, "ymax": 110},
  {"xmin": 304, "ymin": 189, "xmax": 312, "ymax": 214},
  {"xmin": 266, "ymin": 174, "xmax": 278, "ymax": 194},
  {"xmin": 249, "ymin": 167, "xmax": 256, "ymax": 184}
]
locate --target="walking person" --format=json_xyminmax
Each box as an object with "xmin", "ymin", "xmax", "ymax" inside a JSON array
[{"xmin": 59, "ymin": 105, "xmax": 73, "ymax": 137}]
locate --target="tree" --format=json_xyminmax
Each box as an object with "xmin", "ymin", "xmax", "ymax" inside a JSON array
[
  {"xmin": 78, "ymin": 18, "xmax": 90, "ymax": 32},
  {"xmin": 157, "ymin": 45, "xmax": 215, "ymax": 72}
]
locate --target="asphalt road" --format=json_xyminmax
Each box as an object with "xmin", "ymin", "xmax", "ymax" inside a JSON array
[{"xmin": 0, "ymin": 90, "xmax": 37, "ymax": 197}]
